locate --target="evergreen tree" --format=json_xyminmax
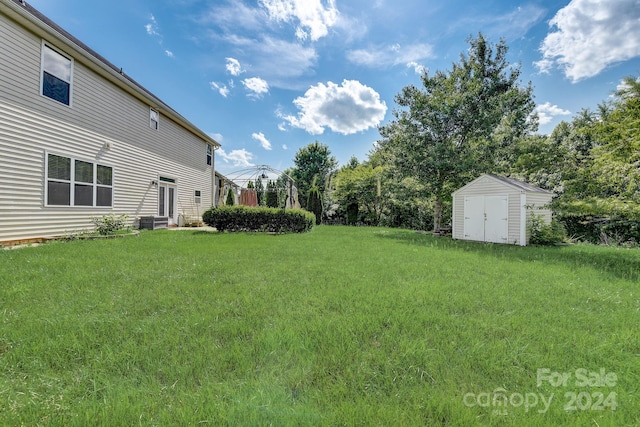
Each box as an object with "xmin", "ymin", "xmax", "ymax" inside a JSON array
[
  {"xmin": 225, "ymin": 188, "xmax": 235, "ymax": 206},
  {"xmin": 266, "ymin": 181, "xmax": 279, "ymax": 208},
  {"xmin": 307, "ymin": 183, "xmax": 323, "ymax": 225}
]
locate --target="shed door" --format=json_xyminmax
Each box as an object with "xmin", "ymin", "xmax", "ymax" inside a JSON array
[
  {"xmin": 464, "ymin": 196, "xmax": 485, "ymax": 241},
  {"xmin": 463, "ymin": 195, "xmax": 509, "ymax": 243},
  {"xmin": 484, "ymin": 195, "xmax": 509, "ymax": 243}
]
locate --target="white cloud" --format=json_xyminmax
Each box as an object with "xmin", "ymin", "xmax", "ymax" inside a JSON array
[
  {"xmin": 145, "ymin": 15, "xmax": 175, "ymax": 59},
  {"xmin": 252, "ymin": 132, "xmax": 272, "ymax": 150},
  {"xmin": 347, "ymin": 43, "xmax": 434, "ymax": 68},
  {"xmin": 210, "ymin": 82, "xmax": 230, "ymax": 98},
  {"xmin": 259, "ymin": 0, "xmax": 339, "ymax": 41},
  {"xmin": 223, "ymin": 35, "xmax": 317, "ymax": 89},
  {"xmin": 145, "ymin": 15, "xmax": 160, "ymax": 36},
  {"xmin": 536, "ymin": 0, "xmax": 640, "ymax": 82},
  {"xmin": 282, "ymin": 144, "xmax": 288, "ymax": 150},
  {"xmin": 200, "ymin": 2, "xmax": 266, "ymax": 33},
  {"xmin": 454, "ymin": 5, "xmax": 546, "ymax": 41},
  {"xmin": 242, "ymin": 77, "xmax": 270, "ymax": 98},
  {"xmin": 279, "ymin": 79, "xmax": 387, "ymax": 135},
  {"xmin": 535, "ymin": 102, "xmax": 571, "ymax": 125},
  {"xmin": 197, "ymin": 3, "xmax": 319, "ymax": 89},
  {"xmin": 217, "ymin": 148, "xmax": 255, "ymax": 167},
  {"xmin": 407, "ymin": 61, "xmax": 426, "ymax": 75},
  {"xmin": 226, "ymin": 57, "xmax": 243, "ymax": 76}
]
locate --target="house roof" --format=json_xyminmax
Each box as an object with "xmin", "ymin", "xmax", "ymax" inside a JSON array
[
  {"xmin": 453, "ymin": 174, "xmax": 554, "ymax": 195},
  {"xmin": 215, "ymin": 171, "xmax": 240, "ymax": 188},
  {"xmin": 1, "ymin": 0, "xmax": 220, "ymax": 148}
]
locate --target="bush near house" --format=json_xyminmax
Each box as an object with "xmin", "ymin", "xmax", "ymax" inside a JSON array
[
  {"xmin": 203, "ymin": 206, "xmax": 315, "ymax": 233},
  {"xmin": 91, "ymin": 213, "xmax": 129, "ymax": 235}
]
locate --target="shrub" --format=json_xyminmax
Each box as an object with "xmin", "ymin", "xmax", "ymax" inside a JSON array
[
  {"xmin": 558, "ymin": 214, "xmax": 640, "ymax": 246},
  {"xmin": 528, "ymin": 214, "xmax": 567, "ymax": 245},
  {"xmin": 91, "ymin": 213, "xmax": 129, "ymax": 235},
  {"xmin": 202, "ymin": 206, "xmax": 315, "ymax": 233}
]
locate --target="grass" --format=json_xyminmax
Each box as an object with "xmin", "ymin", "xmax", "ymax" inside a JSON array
[{"xmin": 1, "ymin": 226, "xmax": 639, "ymax": 426}]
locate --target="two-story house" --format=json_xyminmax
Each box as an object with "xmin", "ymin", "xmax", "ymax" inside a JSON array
[{"xmin": 0, "ymin": 0, "xmax": 220, "ymax": 244}]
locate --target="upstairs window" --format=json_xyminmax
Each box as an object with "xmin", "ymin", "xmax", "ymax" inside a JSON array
[
  {"xmin": 150, "ymin": 108, "xmax": 159, "ymax": 130},
  {"xmin": 206, "ymin": 144, "xmax": 213, "ymax": 166},
  {"xmin": 41, "ymin": 43, "xmax": 73, "ymax": 105}
]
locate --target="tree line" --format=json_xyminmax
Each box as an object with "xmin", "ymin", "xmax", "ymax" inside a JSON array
[{"xmin": 285, "ymin": 34, "xmax": 640, "ymax": 245}]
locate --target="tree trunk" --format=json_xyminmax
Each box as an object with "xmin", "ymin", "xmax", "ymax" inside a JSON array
[{"xmin": 433, "ymin": 196, "xmax": 442, "ymax": 234}]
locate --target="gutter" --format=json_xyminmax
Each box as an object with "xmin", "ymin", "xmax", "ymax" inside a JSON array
[{"xmin": 1, "ymin": 0, "xmax": 220, "ymax": 148}]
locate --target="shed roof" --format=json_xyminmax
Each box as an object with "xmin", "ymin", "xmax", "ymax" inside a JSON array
[
  {"xmin": 2, "ymin": 0, "xmax": 220, "ymax": 148},
  {"xmin": 453, "ymin": 174, "xmax": 554, "ymax": 195},
  {"xmin": 486, "ymin": 174, "xmax": 553, "ymax": 194}
]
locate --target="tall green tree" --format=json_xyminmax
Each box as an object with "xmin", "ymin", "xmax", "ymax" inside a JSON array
[
  {"xmin": 291, "ymin": 141, "xmax": 338, "ymax": 209},
  {"xmin": 377, "ymin": 34, "xmax": 536, "ymax": 232},
  {"xmin": 333, "ymin": 162, "xmax": 385, "ymax": 225},
  {"xmin": 564, "ymin": 86, "xmax": 640, "ymax": 216},
  {"xmin": 225, "ymin": 188, "xmax": 235, "ymax": 206},
  {"xmin": 254, "ymin": 176, "xmax": 265, "ymax": 206},
  {"xmin": 307, "ymin": 183, "xmax": 323, "ymax": 225},
  {"xmin": 266, "ymin": 181, "xmax": 279, "ymax": 208}
]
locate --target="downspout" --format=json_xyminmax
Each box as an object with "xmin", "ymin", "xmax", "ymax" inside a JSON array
[{"xmin": 212, "ymin": 145, "xmax": 218, "ymax": 208}]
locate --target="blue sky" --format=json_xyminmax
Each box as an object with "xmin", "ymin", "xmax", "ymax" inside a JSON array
[{"xmin": 27, "ymin": 0, "xmax": 640, "ymax": 176}]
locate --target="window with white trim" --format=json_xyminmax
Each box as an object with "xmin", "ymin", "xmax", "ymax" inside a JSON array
[
  {"xmin": 41, "ymin": 43, "xmax": 73, "ymax": 105},
  {"xmin": 150, "ymin": 108, "xmax": 159, "ymax": 130},
  {"xmin": 46, "ymin": 153, "xmax": 113, "ymax": 207},
  {"xmin": 194, "ymin": 190, "xmax": 201, "ymax": 205}
]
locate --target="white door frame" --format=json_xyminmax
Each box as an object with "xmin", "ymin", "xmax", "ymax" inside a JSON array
[{"xmin": 158, "ymin": 180, "xmax": 178, "ymax": 225}]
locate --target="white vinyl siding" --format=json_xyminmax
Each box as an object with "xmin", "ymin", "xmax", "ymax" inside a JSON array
[{"xmin": 0, "ymin": 11, "xmax": 215, "ymax": 242}]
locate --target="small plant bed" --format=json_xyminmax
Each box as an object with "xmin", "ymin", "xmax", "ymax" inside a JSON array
[
  {"xmin": 63, "ymin": 229, "xmax": 139, "ymax": 241},
  {"xmin": 203, "ymin": 205, "xmax": 315, "ymax": 233},
  {"xmin": 63, "ymin": 213, "xmax": 138, "ymax": 241}
]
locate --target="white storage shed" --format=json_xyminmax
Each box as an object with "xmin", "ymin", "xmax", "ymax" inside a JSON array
[{"xmin": 452, "ymin": 174, "xmax": 553, "ymax": 246}]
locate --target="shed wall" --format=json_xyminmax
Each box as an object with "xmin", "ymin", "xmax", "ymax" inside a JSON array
[{"xmin": 523, "ymin": 192, "xmax": 553, "ymax": 242}]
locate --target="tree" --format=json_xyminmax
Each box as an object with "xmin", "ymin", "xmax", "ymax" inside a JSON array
[
  {"xmin": 616, "ymin": 75, "xmax": 640, "ymax": 100},
  {"xmin": 225, "ymin": 188, "xmax": 235, "ymax": 206},
  {"xmin": 291, "ymin": 141, "xmax": 338, "ymax": 209},
  {"xmin": 377, "ymin": 34, "xmax": 536, "ymax": 232},
  {"xmin": 307, "ymin": 183, "xmax": 323, "ymax": 225},
  {"xmin": 254, "ymin": 177, "xmax": 265, "ymax": 206},
  {"xmin": 563, "ymin": 87, "xmax": 640, "ymax": 217},
  {"xmin": 333, "ymin": 162, "xmax": 385, "ymax": 225},
  {"xmin": 266, "ymin": 181, "xmax": 279, "ymax": 208}
]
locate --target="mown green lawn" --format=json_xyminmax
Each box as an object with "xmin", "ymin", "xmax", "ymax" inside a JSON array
[{"xmin": 1, "ymin": 226, "xmax": 638, "ymax": 426}]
